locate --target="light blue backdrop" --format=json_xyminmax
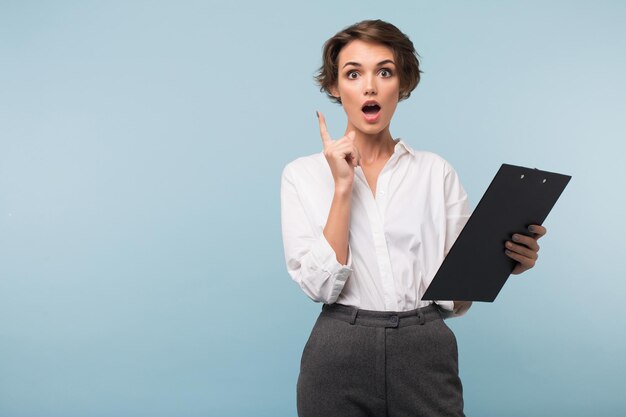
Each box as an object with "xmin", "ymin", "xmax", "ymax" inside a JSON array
[{"xmin": 1, "ymin": 1, "xmax": 625, "ymax": 416}]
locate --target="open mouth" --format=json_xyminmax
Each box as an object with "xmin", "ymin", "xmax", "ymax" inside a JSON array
[
  {"xmin": 362, "ymin": 104, "xmax": 381, "ymax": 114},
  {"xmin": 362, "ymin": 102, "xmax": 381, "ymax": 122}
]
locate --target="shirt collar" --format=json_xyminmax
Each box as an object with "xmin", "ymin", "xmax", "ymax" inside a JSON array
[{"xmin": 394, "ymin": 138, "xmax": 415, "ymax": 156}]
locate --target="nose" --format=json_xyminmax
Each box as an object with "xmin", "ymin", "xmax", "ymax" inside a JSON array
[{"xmin": 364, "ymin": 74, "xmax": 377, "ymax": 95}]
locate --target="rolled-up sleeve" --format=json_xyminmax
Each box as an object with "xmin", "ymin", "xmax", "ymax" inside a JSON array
[{"xmin": 280, "ymin": 164, "xmax": 352, "ymax": 304}]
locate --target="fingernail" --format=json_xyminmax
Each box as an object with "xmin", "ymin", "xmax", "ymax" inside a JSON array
[
  {"xmin": 512, "ymin": 234, "xmax": 519, "ymax": 242},
  {"xmin": 315, "ymin": 110, "xmax": 319, "ymax": 118},
  {"xmin": 528, "ymin": 225, "xmax": 536, "ymax": 233}
]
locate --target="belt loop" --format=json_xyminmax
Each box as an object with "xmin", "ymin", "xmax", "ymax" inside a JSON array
[
  {"xmin": 417, "ymin": 309, "xmax": 425, "ymax": 325},
  {"xmin": 349, "ymin": 307, "xmax": 358, "ymax": 325}
]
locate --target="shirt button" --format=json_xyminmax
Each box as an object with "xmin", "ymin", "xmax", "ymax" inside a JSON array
[{"xmin": 390, "ymin": 315, "xmax": 398, "ymax": 324}]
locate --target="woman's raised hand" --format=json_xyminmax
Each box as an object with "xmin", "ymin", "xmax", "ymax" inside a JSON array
[{"xmin": 317, "ymin": 111, "xmax": 360, "ymax": 192}]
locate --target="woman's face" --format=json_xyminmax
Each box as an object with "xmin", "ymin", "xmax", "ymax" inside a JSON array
[{"xmin": 330, "ymin": 40, "xmax": 400, "ymax": 136}]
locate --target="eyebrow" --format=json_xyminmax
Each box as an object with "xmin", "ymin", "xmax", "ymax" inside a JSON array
[{"xmin": 342, "ymin": 59, "xmax": 396, "ymax": 69}]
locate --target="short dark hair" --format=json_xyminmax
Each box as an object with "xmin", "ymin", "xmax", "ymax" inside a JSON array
[{"xmin": 315, "ymin": 20, "xmax": 422, "ymax": 104}]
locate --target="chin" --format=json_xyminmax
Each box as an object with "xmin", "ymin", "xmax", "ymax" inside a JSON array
[
  {"xmin": 357, "ymin": 121, "xmax": 389, "ymax": 136},
  {"xmin": 360, "ymin": 126, "xmax": 385, "ymax": 135}
]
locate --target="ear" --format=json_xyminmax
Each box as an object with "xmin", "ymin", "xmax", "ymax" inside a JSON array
[{"xmin": 329, "ymin": 84, "xmax": 340, "ymax": 100}]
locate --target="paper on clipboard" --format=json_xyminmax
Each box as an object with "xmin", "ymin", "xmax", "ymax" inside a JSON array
[{"xmin": 422, "ymin": 164, "xmax": 571, "ymax": 302}]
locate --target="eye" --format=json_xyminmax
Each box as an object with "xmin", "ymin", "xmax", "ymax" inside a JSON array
[
  {"xmin": 379, "ymin": 68, "xmax": 393, "ymax": 77},
  {"xmin": 347, "ymin": 71, "xmax": 359, "ymax": 80}
]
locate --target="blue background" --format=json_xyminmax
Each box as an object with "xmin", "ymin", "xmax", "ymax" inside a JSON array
[{"xmin": 1, "ymin": 1, "xmax": 625, "ymax": 416}]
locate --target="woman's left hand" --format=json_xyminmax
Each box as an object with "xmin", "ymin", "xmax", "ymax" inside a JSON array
[{"xmin": 505, "ymin": 224, "xmax": 547, "ymax": 275}]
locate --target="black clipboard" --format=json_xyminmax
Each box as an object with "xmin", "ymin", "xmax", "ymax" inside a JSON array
[{"xmin": 422, "ymin": 164, "xmax": 571, "ymax": 302}]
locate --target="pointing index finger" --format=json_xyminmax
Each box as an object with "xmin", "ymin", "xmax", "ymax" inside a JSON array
[{"xmin": 317, "ymin": 111, "xmax": 332, "ymax": 148}]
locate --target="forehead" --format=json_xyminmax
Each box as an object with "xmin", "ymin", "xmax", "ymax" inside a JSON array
[{"xmin": 337, "ymin": 40, "xmax": 395, "ymax": 66}]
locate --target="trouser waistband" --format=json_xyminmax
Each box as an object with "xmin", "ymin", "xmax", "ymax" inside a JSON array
[{"xmin": 321, "ymin": 303, "xmax": 444, "ymax": 328}]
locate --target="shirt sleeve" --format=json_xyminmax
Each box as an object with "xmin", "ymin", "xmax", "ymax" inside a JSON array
[
  {"xmin": 280, "ymin": 164, "xmax": 352, "ymax": 304},
  {"xmin": 436, "ymin": 161, "xmax": 472, "ymax": 316}
]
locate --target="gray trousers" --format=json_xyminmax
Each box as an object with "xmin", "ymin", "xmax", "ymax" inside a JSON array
[{"xmin": 297, "ymin": 303, "xmax": 465, "ymax": 417}]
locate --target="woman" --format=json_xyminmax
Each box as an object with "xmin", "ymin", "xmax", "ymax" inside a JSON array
[{"xmin": 280, "ymin": 20, "xmax": 545, "ymax": 417}]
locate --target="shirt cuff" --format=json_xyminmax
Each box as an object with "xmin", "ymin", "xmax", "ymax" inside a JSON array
[
  {"xmin": 436, "ymin": 300, "xmax": 472, "ymax": 318},
  {"xmin": 309, "ymin": 233, "xmax": 352, "ymax": 304},
  {"xmin": 312, "ymin": 232, "xmax": 352, "ymax": 275},
  {"xmin": 435, "ymin": 300, "xmax": 455, "ymax": 312}
]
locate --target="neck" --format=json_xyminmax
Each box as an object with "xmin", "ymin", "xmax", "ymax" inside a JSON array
[{"xmin": 344, "ymin": 126, "xmax": 396, "ymax": 165}]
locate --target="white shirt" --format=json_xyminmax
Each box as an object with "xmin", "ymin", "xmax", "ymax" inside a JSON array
[{"xmin": 280, "ymin": 139, "xmax": 470, "ymax": 313}]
